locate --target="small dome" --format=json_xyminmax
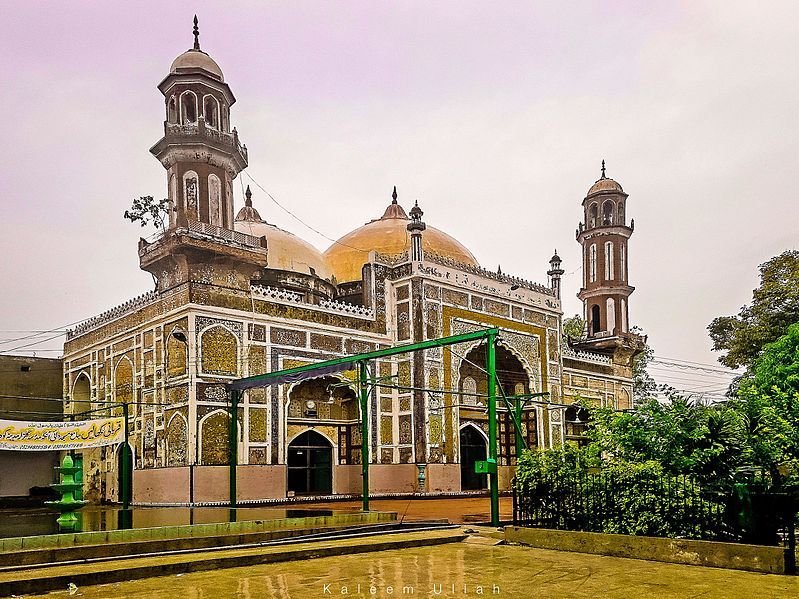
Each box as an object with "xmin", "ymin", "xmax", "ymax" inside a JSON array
[
  {"xmin": 170, "ymin": 49, "xmax": 224, "ymax": 82},
  {"xmin": 324, "ymin": 193, "xmax": 478, "ymax": 283},
  {"xmin": 587, "ymin": 176, "xmax": 623, "ymax": 195},
  {"xmin": 234, "ymin": 194, "xmax": 331, "ymax": 279}
]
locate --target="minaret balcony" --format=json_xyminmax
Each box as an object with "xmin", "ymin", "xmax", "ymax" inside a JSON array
[{"xmin": 152, "ymin": 118, "xmax": 248, "ymax": 169}]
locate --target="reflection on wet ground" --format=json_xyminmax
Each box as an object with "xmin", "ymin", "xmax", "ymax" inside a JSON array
[
  {"xmin": 0, "ymin": 497, "xmax": 510, "ymax": 538},
  {"xmin": 33, "ymin": 541, "xmax": 799, "ymax": 598},
  {"xmin": 307, "ymin": 496, "xmax": 514, "ymax": 524},
  {"xmin": 0, "ymin": 506, "xmax": 334, "ymax": 538}
]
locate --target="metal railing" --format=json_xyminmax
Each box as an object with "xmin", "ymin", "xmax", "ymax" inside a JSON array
[{"xmin": 512, "ymin": 470, "xmax": 797, "ymax": 556}]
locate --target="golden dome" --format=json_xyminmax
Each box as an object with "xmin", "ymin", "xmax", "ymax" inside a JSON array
[
  {"xmin": 323, "ymin": 194, "xmax": 479, "ymax": 283},
  {"xmin": 235, "ymin": 189, "xmax": 331, "ymax": 279}
]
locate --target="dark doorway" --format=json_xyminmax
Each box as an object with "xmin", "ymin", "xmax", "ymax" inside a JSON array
[
  {"xmin": 460, "ymin": 426, "xmax": 488, "ymax": 491},
  {"xmin": 287, "ymin": 430, "xmax": 333, "ymax": 495}
]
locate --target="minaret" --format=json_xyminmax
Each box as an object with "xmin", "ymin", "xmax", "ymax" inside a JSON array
[
  {"xmin": 547, "ymin": 250, "xmax": 564, "ymax": 299},
  {"xmin": 149, "ymin": 16, "xmax": 247, "ymax": 230},
  {"xmin": 407, "ymin": 200, "xmax": 426, "ymax": 261},
  {"xmin": 576, "ymin": 161, "xmax": 634, "ymax": 339},
  {"xmin": 139, "ymin": 17, "xmax": 266, "ymax": 292}
]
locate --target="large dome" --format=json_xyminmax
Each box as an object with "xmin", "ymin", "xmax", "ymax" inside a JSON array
[
  {"xmin": 234, "ymin": 190, "xmax": 331, "ymax": 280},
  {"xmin": 324, "ymin": 195, "xmax": 478, "ymax": 283},
  {"xmin": 170, "ymin": 49, "xmax": 224, "ymax": 81}
]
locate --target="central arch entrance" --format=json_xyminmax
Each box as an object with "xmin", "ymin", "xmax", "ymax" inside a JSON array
[
  {"xmin": 460, "ymin": 425, "xmax": 488, "ymax": 490},
  {"xmin": 287, "ymin": 430, "xmax": 333, "ymax": 495}
]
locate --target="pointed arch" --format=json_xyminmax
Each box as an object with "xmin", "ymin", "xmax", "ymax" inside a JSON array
[
  {"xmin": 179, "ymin": 90, "xmax": 198, "ymax": 124},
  {"xmin": 71, "ymin": 371, "xmax": 91, "ymax": 413},
  {"xmin": 203, "ymin": 94, "xmax": 220, "ymax": 129},
  {"xmin": 165, "ymin": 412, "xmax": 189, "ymax": 466}
]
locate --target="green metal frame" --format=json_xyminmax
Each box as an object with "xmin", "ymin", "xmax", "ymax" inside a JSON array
[{"xmin": 226, "ymin": 327, "xmax": 503, "ymax": 523}]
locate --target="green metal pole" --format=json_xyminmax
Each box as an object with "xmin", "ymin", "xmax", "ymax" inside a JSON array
[
  {"xmin": 486, "ymin": 331, "xmax": 499, "ymax": 526},
  {"xmin": 359, "ymin": 361, "xmax": 370, "ymax": 511},
  {"xmin": 229, "ymin": 389, "xmax": 239, "ymax": 511},
  {"xmin": 121, "ymin": 402, "xmax": 131, "ymax": 509},
  {"xmin": 513, "ymin": 400, "xmax": 525, "ymax": 458}
]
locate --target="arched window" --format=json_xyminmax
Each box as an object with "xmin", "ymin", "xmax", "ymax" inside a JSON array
[
  {"xmin": 589, "ymin": 244, "xmax": 597, "ymax": 283},
  {"xmin": 183, "ymin": 171, "xmax": 199, "ymax": 219},
  {"xmin": 602, "ymin": 200, "xmax": 615, "ymax": 225},
  {"xmin": 604, "ymin": 241, "xmax": 614, "ymax": 281},
  {"xmin": 589, "ymin": 203, "xmax": 598, "ymax": 228},
  {"xmin": 591, "ymin": 304, "xmax": 601, "ymax": 334},
  {"xmin": 617, "ymin": 201, "xmax": 625, "ymax": 225},
  {"xmin": 169, "ymin": 174, "xmax": 177, "ymax": 227},
  {"xmin": 203, "ymin": 95, "xmax": 219, "ymax": 129},
  {"xmin": 221, "ymin": 105, "xmax": 229, "ymax": 132},
  {"xmin": 71, "ymin": 372, "xmax": 91, "ymax": 414},
  {"xmin": 606, "ymin": 297, "xmax": 616, "ymax": 334},
  {"xmin": 167, "ymin": 96, "xmax": 177, "ymax": 124},
  {"xmin": 208, "ymin": 174, "xmax": 222, "ymax": 226},
  {"xmin": 180, "ymin": 91, "xmax": 197, "ymax": 124}
]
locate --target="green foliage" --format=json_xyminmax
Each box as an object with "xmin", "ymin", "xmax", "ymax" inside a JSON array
[
  {"xmin": 515, "ymin": 448, "xmax": 724, "ymax": 538},
  {"xmin": 562, "ymin": 314, "xmax": 585, "ymax": 339},
  {"xmin": 708, "ymin": 250, "xmax": 799, "ymax": 369},
  {"xmin": 630, "ymin": 325, "xmax": 658, "ymax": 404},
  {"xmin": 584, "ymin": 397, "xmax": 743, "ymax": 485},
  {"xmin": 732, "ymin": 323, "xmax": 799, "ymax": 483},
  {"xmin": 124, "ymin": 196, "xmax": 170, "ymax": 231}
]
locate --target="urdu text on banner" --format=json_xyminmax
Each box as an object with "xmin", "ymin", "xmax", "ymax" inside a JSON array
[{"xmin": 0, "ymin": 417, "xmax": 125, "ymax": 451}]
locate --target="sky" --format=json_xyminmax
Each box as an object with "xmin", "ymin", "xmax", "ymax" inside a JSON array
[{"xmin": 1, "ymin": 1, "xmax": 797, "ymax": 387}]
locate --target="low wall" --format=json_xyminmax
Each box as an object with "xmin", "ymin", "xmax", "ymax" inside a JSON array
[
  {"xmin": 368, "ymin": 464, "xmax": 418, "ymax": 493},
  {"xmin": 504, "ymin": 526, "xmax": 790, "ymax": 574},
  {"xmin": 133, "ymin": 468, "xmax": 189, "ymax": 504},
  {"xmin": 426, "ymin": 464, "xmax": 460, "ymax": 492}
]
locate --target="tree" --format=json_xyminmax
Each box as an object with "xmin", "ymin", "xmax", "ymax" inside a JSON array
[
  {"xmin": 733, "ymin": 323, "xmax": 799, "ymax": 482},
  {"xmin": 708, "ymin": 250, "xmax": 799, "ymax": 369},
  {"xmin": 631, "ymin": 325, "xmax": 658, "ymax": 405},
  {"xmin": 124, "ymin": 196, "xmax": 171, "ymax": 232},
  {"xmin": 562, "ymin": 314, "xmax": 585, "ymax": 339}
]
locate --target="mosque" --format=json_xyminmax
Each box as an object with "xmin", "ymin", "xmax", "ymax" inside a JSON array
[{"xmin": 62, "ymin": 20, "xmax": 644, "ymax": 504}]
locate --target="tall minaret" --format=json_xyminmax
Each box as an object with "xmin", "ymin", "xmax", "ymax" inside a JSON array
[
  {"xmin": 149, "ymin": 16, "xmax": 247, "ymax": 230},
  {"xmin": 139, "ymin": 17, "xmax": 266, "ymax": 292},
  {"xmin": 576, "ymin": 161, "xmax": 634, "ymax": 338}
]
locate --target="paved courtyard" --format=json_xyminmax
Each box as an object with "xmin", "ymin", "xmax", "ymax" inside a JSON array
[{"xmin": 38, "ymin": 539, "xmax": 799, "ymax": 598}]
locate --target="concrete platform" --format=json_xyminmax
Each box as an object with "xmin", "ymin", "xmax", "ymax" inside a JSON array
[{"xmin": 0, "ymin": 528, "xmax": 466, "ymax": 597}]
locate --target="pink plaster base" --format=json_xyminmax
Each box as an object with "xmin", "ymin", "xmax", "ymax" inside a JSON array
[
  {"xmin": 424, "ymin": 464, "xmax": 461, "ymax": 493},
  {"xmin": 133, "ymin": 467, "xmax": 190, "ymax": 504}
]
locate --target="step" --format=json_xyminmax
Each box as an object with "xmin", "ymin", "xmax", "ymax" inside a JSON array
[{"xmin": 0, "ymin": 528, "xmax": 466, "ymax": 597}]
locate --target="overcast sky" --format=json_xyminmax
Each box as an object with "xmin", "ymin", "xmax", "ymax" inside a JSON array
[{"xmin": 1, "ymin": 1, "xmax": 797, "ymax": 373}]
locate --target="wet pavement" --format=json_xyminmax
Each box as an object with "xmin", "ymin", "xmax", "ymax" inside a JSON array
[
  {"xmin": 304, "ymin": 496, "xmax": 514, "ymax": 524},
  {"xmin": 33, "ymin": 539, "xmax": 799, "ymax": 598},
  {"xmin": 0, "ymin": 506, "xmax": 336, "ymax": 538}
]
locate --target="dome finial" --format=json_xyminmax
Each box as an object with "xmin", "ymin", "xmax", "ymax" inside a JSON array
[
  {"xmin": 601, "ymin": 159, "xmax": 606, "ymax": 179},
  {"xmin": 391, "ymin": 185, "xmax": 398, "ymax": 204},
  {"xmin": 245, "ymin": 185, "xmax": 252, "ymax": 207},
  {"xmin": 193, "ymin": 15, "xmax": 200, "ymax": 50}
]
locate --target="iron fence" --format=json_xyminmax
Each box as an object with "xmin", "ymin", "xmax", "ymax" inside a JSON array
[{"xmin": 512, "ymin": 470, "xmax": 796, "ymax": 554}]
